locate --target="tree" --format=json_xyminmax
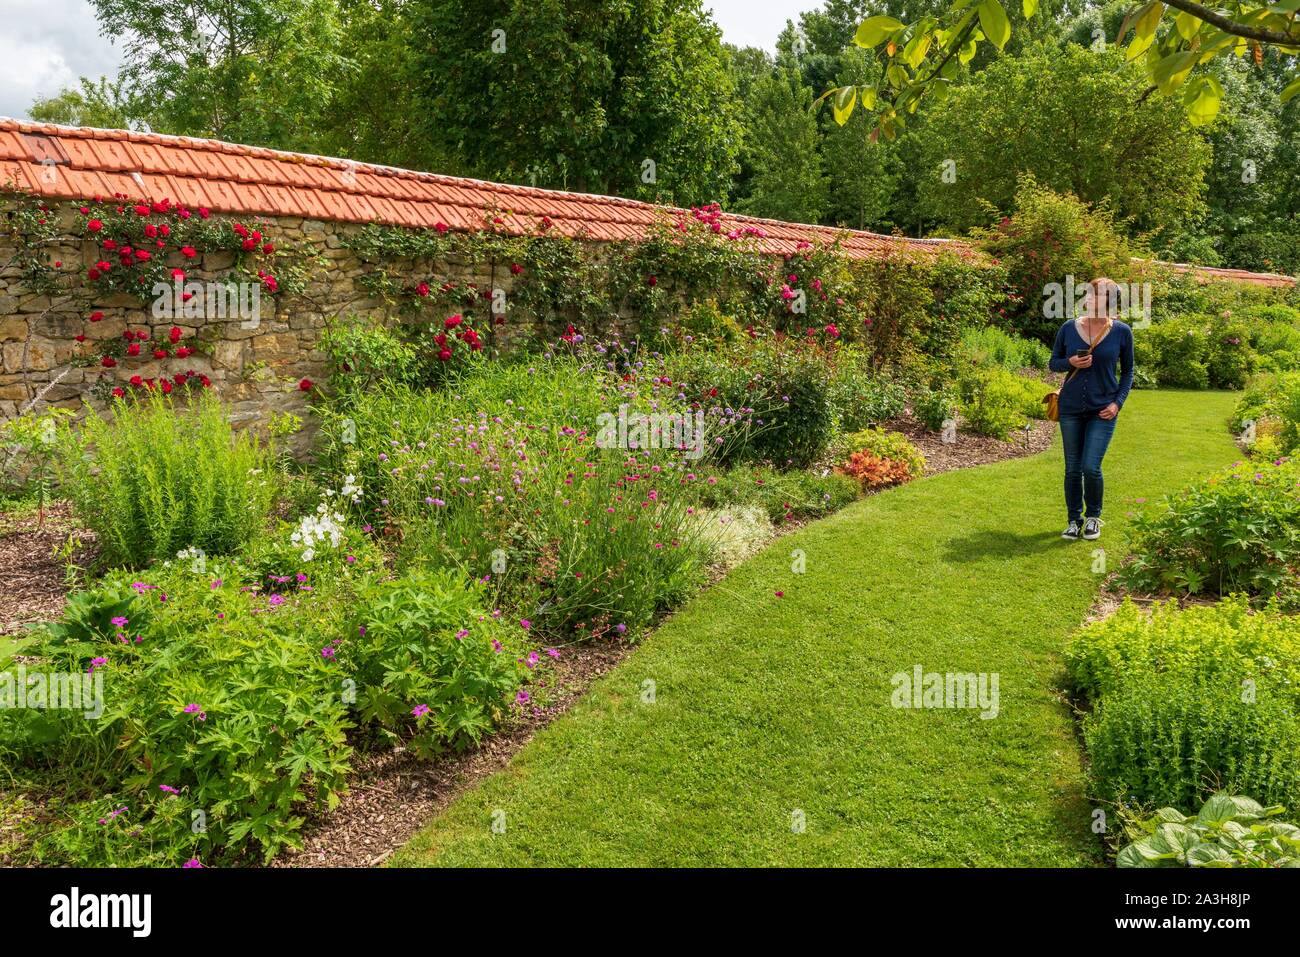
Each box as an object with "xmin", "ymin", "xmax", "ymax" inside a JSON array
[
  {"xmin": 29, "ymin": 77, "xmax": 145, "ymax": 130},
  {"xmin": 85, "ymin": 0, "xmax": 349, "ymax": 151},
  {"xmin": 406, "ymin": 0, "xmax": 743, "ymax": 205},
  {"xmin": 819, "ymin": 50, "xmax": 897, "ymax": 229},
  {"xmin": 823, "ymin": 0, "xmax": 1300, "ymax": 140},
  {"xmin": 736, "ymin": 67, "xmax": 830, "ymax": 224},
  {"xmin": 914, "ymin": 43, "xmax": 1209, "ymax": 234}
]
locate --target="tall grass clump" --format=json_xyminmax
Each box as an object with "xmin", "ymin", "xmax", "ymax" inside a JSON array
[{"xmin": 58, "ymin": 392, "xmax": 278, "ymax": 567}]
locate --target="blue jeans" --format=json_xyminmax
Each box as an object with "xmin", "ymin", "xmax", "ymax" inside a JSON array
[{"xmin": 1059, "ymin": 411, "xmax": 1117, "ymax": 522}]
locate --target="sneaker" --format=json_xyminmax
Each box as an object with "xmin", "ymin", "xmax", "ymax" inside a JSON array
[
  {"xmin": 1082, "ymin": 517, "xmax": 1103, "ymax": 540},
  {"xmin": 1061, "ymin": 520, "xmax": 1082, "ymax": 540}
]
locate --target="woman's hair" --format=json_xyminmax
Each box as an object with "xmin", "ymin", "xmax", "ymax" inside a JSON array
[{"xmin": 1085, "ymin": 277, "xmax": 1122, "ymax": 320}]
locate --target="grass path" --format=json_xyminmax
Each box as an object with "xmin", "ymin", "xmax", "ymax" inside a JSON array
[{"xmin": 394, "ymin": 391, "xmax": 1242, "ymax": 867}]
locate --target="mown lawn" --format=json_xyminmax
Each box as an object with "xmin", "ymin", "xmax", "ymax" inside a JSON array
[{"xmin": 394, "ymin": 390, "xmax": 1242, "ymax": 866}]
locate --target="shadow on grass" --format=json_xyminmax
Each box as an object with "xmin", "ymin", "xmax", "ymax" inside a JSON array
[{"xmin": 941, "ymin": 529, "xmax": 1064, "ymax": 564}]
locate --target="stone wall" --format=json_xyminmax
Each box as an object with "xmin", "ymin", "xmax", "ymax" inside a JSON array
[{"xmin": 0, "ymin": 207, "xmax": 550, "ymax": 442}]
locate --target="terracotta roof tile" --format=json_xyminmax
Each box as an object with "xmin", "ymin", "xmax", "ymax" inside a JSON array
[{"xmin": 0, "ymin": 117, "xmax": 1291, "ymax": 286}]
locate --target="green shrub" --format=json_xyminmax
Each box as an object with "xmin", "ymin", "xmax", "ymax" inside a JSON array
[
  {"xmin": 56, "ymin": 393, "xmax": 278, "ymax": 568},
  {"xmin": 1135, "ymin": 318, "xmax": 1211, "ymax": 389},
  {"xmin": 1083, "ymin": 673, "xmax": 1300, "ymax": 812},
  {"xmin": 912, "ymin": 384, "xmax": 959, "ymax": 432},
  {"xmin": 1066, "ymin": 598, "xmax": 1300, "ymax": 709},
  {"xmin": 1229, "ymin": 371, "xmax": 1300, "ymax": 457},
  {"xmin": 346, "ymin": 568, "xmax": 525, "ymax": 757},
  {"xmin": 667, "ymin": 337, "xmax": 835, "ymax": 469},
  {"xmin": 959, "ymin": 325, "xmax": 1051, "ymax": 371},
  {"xmin": 957, "ymin": 366, "xmax": 1044, "ymax": 439},
  {"xmin": 827, "ymin": 354, "xmax": 907, "ymax": 433},
  {"xmin": 1117, "ymin": 793, "xmax": 1300, "ymax": 868},
  {"xmin": 970, "ymin": 176, "xmax": 1140, "ymax": 342},
  {"xmin": 320, "ymin": 315, "xmax": 419, "ymax": 394},
  {"xmin": 686, "ymin": 465, "xmax": 857, "ymax": 524},
  {"xmin": 1117, "ymin": 458, "xmax": 1300, "ymax": 606}
]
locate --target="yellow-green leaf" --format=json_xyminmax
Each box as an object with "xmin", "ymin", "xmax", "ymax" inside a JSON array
[
  {"xmin": 978, "ymin": 0, "xmax": 1011, "ymax": 50},
  {"xmin": 832, "ymin": 85, "xmax": 857, "ymax": 125},
  {"xmin": 855, "ymin": 15, "xmax": 905, "ymax": 48},
  {"xmin": 1126, "ymin": 2, "xmax": 1163, "ymax": 61},
  {"xmin": 1023, "ymin": 0, "xmax": 1039, "ymax": 17},
  {"xmin": 1174, "ymin": 10, "xmax": 1200, "ymax": 41},
  {"xmin": 1282, "ymin": 75, "xmax": 1300, "ymax": 103},
  {"xmin": 903, "ymin": 31, "xmax": 933, "ymax": 68},
  {"xmin": 858, "ymin": 85, "xmax": 878, "ymax": 110},
  {"xmin": 1183, "ymin": 75, "xmax": 1223, "ymax": 126}
]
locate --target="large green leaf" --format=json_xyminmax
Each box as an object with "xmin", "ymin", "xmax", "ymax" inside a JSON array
[
  {"xmin": 1184, "ymin": 75, "xmax": 1223, "ymax": 126},
  {"xmin": 1282, "ymin": 75, "xmax": 1300, "ymax": 104},
  {"xmin": 1151, "ymin": 49, "xmax": 1198, "ymax": 92},
  {"xmin": 855, "ymin": 16, "xmax": 905, "ymax": 48},
  {"xmin": 978, "ymin": 0, "xmax": 1011, "ymax": 50},
  {"xmin": 1125, "ymin": 2, "xmax": 1164, "ymax": 61},
  {"xmin": 1023, "ymin": 0, "xmax": 1039, "ymax": 16},
  {"xmin": 832, "ymin": 85, "xmax": 858, "ymax": 125}
]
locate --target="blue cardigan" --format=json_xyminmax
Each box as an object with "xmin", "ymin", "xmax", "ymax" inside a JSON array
[{"xmin": 1048, "ymin": 320, "xmax": 1135, "ymax": 415}]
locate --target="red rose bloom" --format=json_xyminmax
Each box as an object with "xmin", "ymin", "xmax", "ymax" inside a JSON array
[
  {"xmin": 169, "ymin": 326, "xmax": 182, "ymax": 344},
  {"xmin": 130, "ymin": 375, "xmax": 144, "ymax": 387},
  {"xmin": 153, "ymin": 349, "xmax": 167, "ymax": 359},
  {"xmin": 160, "ymin": 379, "xmax": 173, "ymax": 395},
  {"xmin": 87, "ymin": 219, "xmax": 103, "ymax": 232},
  {"xmin": 89, "ymin": 311, "xmax": 104, "ymax": 322},
  {"xmin": 438, "ymin": 349, "xmax": 452, "ymax": 362},
  {"xmin": 127, "ymin": 343, "xmax": 141, "ymax": 356},
  {"xmin": 415, "ymin": 282, "xmax": 430, "ymax": 297},
  {"xmin": 75, "ymin": 334, "xmax": 86, "ymax": 342},
  {"xmin": 101, "ymin": 356, "xmax": 116, "ymax": 368},
  {"xmin": 298, "ymin": 378, "xmax": 313, "ymax": 391},
  {"xmin": 133, "ymin": 204, "xmax": 150, "ymax": 216},
  {"xmin": 262, "ymin": 243, "xmax": 274, "ymax": 254},
  {"xmin": 112, "ymin": 387, "xmax": 125, "ymax": 398},
  {"xmin": 198, "ymin": 207, "xmax": 211, "ymax": 219},
  {"xmin": 510, "ymin": 263, "xmax": 523, "ymax": 275},
  {"xmin": 175, "ymin": 346, "xmax": 191, "ymax": 358},
  {"xmin": 180, "ymin": 246, "xmax": 197, "ymax": 258},
  {"xmin": 444, "ymin": 314, "xmax": 463, "ymax": 329}
]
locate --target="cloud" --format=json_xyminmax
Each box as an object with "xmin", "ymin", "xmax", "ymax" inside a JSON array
[{"xmin": 0, "ymin": 0, "xmax": 124, "ymax": 120}]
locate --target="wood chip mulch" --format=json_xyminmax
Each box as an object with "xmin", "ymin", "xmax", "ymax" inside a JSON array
[
  {"xmin": 886, "ymin": 411, "xmax": 1057, "ymax": 476},
  {"xmin": 0, "ymin": 502, "xmax": 96, "ymax": 638}
]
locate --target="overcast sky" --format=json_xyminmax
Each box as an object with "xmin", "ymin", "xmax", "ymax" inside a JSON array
[{"xmin": 0, "ymin": 0, "xmax": 801, "ymax": 122}]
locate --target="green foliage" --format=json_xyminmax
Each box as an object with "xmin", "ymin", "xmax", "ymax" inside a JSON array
[
  {"xmin": 346, "ymin": 569, "xmax": 525, "ymax": 757},
  {"xmin": 1117, "ymin": 794, "xmax": 1300, "ymax": 868},
  {"xmin": 971, "ymin": 176, "xmax": 1141, "ymax": 342},
  {"xmin": 320, "ymin": 316, "xmax": 420, "ymax": 394},
  {"xmin": 3, "ymin": 535, "xmax": 530, "ymax": 866},
  {"xmin": 912, "ymin": 384, "xmax": 960, "ymax": 432},
  {"xmin": 1066, "ymin": 597, "xmax": 1300, "ymax": 708},
  {"xmin": 1117, "ymin": 457, "xmax": 1300, "ymax": 606},
  {"xmin": 0, "ymin": 407, "xmax": 74, "ymax": 523},
  {"xmin": 1083, "ymin": 673, "xmax": 1300, "ymax": 812},
  {"xmin": 408, "ymin": 0, "xmax": 743, "ymax": 205},
  {"xmin": 1230, "ymin": 370, "xmax": 1300, "ymax": 457},
  {"xmin": 916, "ymin": 44, "xmax": 1208, "ymax": 236},
  {"xmin": 737, "ymin": 66, "xmax": 830, "ymax": 223},
  {"xmin": 56, "ymin": 393, "xmax": 279, "ymax": 568},
  {"xmin": 1135, "ymin": 314, "xmax": 1262, "ymax": 390},
  {"xmin": 959, "ymin": 324, "xmax": 1051, "ymax": 370},
  {"xmin": 827, "ymin": 351, "xmax": 908, "ymax": 433},
  {"xmin": 957, "ymin": 365, "xmax": 1045, "ymax": 439},
  {"xmin": 669, "ymin": 338, "xmax": 836, "ymax": 468}
]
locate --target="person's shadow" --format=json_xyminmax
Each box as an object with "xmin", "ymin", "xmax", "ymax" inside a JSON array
[{"xmin": 941, "ymin": 529, "xmax": 1063, "ymax": 564}]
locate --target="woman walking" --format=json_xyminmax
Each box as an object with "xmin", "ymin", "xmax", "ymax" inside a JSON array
[{"xmin": 1049, "ymin": 278, "xmax": 1135, "ymax": 541}]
